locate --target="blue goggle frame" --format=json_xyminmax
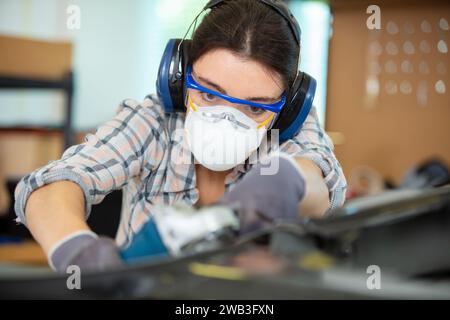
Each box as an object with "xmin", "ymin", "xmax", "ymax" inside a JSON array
[{"xmin": 185, "ymin": 65, "xmax": 286, "ymax": 113}]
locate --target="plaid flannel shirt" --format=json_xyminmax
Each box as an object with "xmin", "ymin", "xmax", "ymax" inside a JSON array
[{"xmin": 15, "ymin": 94, "xmax": 347, "ymax": 246}]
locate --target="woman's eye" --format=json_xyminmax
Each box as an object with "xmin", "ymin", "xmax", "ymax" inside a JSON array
[
  {"xmin": 249, "ymin": 106, "xmax": 265, "ymax": 115},
  {"xmin": 201, "ymin": 92, "xmax": 216, "ymax": 102}
]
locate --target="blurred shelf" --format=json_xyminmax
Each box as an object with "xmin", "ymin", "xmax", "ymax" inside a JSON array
[
  {"xmin": 0, "ymin": 240, "xmax": 47, "ymax": 267},
  {"xmin": 0, "ymin": 126, "xmax": 65, "ymax": 134},
  {"xmin": 0, "ymin": 75, "xmax": 69, "ymax": 90},
  {"xmin": 0, "ymin": 72, "xmax": 74, "ymax": 149}
]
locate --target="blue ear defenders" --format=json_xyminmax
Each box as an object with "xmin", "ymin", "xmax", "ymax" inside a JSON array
[{"xmin": 156, "ymin": 0, "xmax": 317, "ymax": 143}]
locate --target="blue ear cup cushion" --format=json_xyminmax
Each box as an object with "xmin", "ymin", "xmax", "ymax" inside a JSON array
[
  {"xmin": 273, "ymin": 73, "xmax": 317, "ymax": 142},
  {"xmin": 156, "ymin": 39, "xmax": 178, "ymax": 112},
  {"xmin": 156, "ymin": 39, "xmax": 191, "ymax": 112},
  {"xmin": 179, "ymin": 40, "xmax": 191, "ymax": 111}
]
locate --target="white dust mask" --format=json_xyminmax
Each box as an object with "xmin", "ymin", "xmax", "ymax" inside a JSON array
[{"xmin": 184, "ymin": 100, "xmax": 268, "ymax": 171}]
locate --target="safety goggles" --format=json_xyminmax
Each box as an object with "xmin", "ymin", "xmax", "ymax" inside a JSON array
[{"xmin": 185, "ymin": 65, "xmax": 287, "ymax": 114}]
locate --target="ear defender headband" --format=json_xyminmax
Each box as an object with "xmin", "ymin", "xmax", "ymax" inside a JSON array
[{"xmin": 156, "ymin": 0, "xmax": 317, "ymax": 142}]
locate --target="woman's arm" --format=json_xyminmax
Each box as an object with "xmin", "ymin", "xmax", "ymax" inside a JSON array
[
  {"xmin": 280, "ymin": 106, "xmax": 347, "ymax": 216},
  {"xmin": 26, "ymin": 181, "xmax": 89, "ymax": 254},
  {"xmin": 14, "ymin": 97, "xmax": 166, "ymax": 255},
  {"xmin": 295, "ymin": 157, "xmax": 330, "ymax": 218}
]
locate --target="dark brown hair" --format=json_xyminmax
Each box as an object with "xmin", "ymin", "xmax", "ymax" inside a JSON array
[{"xmin": 190, "ymin": 0, "xmax": 299, "ymax": 90}]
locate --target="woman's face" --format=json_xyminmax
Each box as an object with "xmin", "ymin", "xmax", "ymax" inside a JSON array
[{"xmin": 187, "ymin": 48, "xmax": 285, "ymax": 128}]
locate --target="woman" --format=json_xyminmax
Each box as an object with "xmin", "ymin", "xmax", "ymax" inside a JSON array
[{"xmin": 14, "ymin": 0, "xmax": 347, "ymax": 272}]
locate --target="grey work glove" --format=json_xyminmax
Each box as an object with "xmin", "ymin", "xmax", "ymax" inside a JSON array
[
  {"xmin": 48, "ymin": 231, "xmax": 125, "ymax": 274},
  {"xmin": 219, "ymin": 154, "xmax": 307, "ymax": 234}
]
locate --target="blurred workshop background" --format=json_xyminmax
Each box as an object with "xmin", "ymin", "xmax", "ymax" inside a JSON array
[{"xmin": 0, "ymin": 0, "xmax": 449, "ymax": 265}]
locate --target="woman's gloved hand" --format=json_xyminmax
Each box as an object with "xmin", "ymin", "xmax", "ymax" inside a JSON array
[
  {"xmin": 219, "ymin": 154, "xmax": 307, "ymax": 234},
  {"xmin": 48, "ymin": 231, "xmax": 125, "ymax": 274}
]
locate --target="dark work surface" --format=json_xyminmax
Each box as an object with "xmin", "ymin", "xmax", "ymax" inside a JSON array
[
  {"xmin": 0, "ymin": 186, "xmax": 450, "ymax": 299},
  {"xmin": 0, "ymin": 180, "xmax": 121, "ymax": 240},
  {"xmin": 1, "ymin": 227, "xmax": 450, "ymax": 299}
]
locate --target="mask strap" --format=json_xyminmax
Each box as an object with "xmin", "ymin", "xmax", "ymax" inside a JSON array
[
  {"xmin": 257, "ymin": 113, "xmax": 275, "ymax": 129},
  {"xmin": 187, "ymin": 94, "xmax": 198, "ymax": 112}
]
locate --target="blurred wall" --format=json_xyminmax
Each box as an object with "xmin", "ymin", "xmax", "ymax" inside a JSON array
[
  {"xmin": 0, "ymin": 0, "xmax": 331, "ymax": 131},
  {"xmin": 326, "ymin": 0, "xmax": 450, "ymax": 184},
  {"xmin": 0, "ymin": 0, "xmax": 204, "ymax": 130}
]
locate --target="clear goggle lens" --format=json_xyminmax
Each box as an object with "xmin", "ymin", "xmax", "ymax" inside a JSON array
[{"xmin": 187, "ymin": 89, "xmax": 276, "ymax": 128}]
